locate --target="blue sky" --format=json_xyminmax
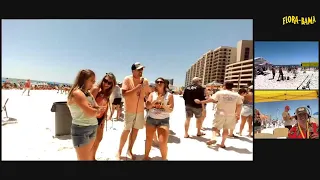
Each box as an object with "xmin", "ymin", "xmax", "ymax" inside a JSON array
[
  {"xmin": 255, "ymin": 99, "xmax": 319, "ymax": 120},
  {"xmin": 2, "ymin": 20, "xmax": 252, "ymax": 86},
  {"xmin": 254, "ymin": 41, "xmax": 319, "ymax": 65}
]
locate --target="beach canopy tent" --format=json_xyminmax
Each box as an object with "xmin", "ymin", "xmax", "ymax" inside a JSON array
[
  {"xmin": 255, "ymin": 90, "xmax": 318, "ymax": 103},
  {"xmin": 207, "ymin": 81, "xmax": 223, "ymax": 86}
]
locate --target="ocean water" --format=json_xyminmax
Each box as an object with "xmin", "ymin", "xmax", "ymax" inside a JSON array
[{"xmin": 1, "ymin": 77, "xmax": 70, "ymax": 85}]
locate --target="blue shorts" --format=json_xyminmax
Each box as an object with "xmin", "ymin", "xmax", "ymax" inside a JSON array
[
  {"xmin": 146, "ymin": 116, "xmax": 169, "ymax": 127},
  {"xmin": 71, "ymin": 124, "xmax": 98, "ymax": 147}
]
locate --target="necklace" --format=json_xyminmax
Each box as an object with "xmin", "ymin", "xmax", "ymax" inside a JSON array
[{"xmin": 297, "ymin": 122, "xmax": 309, "ymax": 139}]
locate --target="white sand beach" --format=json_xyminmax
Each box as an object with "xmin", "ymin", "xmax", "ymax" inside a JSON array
[
  {"xmin": 255, "ymin": 70, "xmax": 318, "ymax": 90},
  {"xmin": 1, "ymin": 90, "xmax": 253, "ymax": 161}
]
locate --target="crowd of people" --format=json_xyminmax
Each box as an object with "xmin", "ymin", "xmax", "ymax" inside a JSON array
[
  {"xmin": 1, "ymin": 78, "xmax": 71, "ymax": 96},
  {"xmin": 66, "ymin": 62, "xmax": 254, "ymax": 161}
]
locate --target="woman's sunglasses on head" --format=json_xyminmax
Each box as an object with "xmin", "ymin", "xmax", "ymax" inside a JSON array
[
  {"xmin": 103, "ymin": 79, "xmax": 113, "ymax": 85},
  {"xmin": 156, "ymin": 80, "xmax": 164, "ymax": 84}
]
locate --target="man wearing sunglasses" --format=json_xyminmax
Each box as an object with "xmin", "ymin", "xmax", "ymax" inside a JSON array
[{"xmin": 116, "ymin": 62, "xmax": 149, "ymax": 160}]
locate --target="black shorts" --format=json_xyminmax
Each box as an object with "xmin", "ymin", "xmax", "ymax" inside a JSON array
[{"xmin": 113, "ymin": 98, "xmax": 121, "ymax": 105}]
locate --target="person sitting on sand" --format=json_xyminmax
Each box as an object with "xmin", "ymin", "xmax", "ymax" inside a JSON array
[
  {"xmin": 288, "ymin": 107, "xmax": 319, "ymax": 139},
  {"xmin": 144, "ymin": 77, "xmax": 174, "ymax": 160},
  {"xmin": 67, "ymin": 69, "xmax": 106, "ymax": 160},
  {"xmin": 90, "ymin": 72, "xmax": 116, "ymax": 160}
]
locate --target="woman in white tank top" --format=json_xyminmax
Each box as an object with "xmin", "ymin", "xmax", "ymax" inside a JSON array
[{"xmin": 144, "ymin": 77, "xmax": 174, "ymax": 160}]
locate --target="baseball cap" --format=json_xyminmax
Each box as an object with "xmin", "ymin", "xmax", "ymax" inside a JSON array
[
  {"xmin": 131, "ymin": 62, "xmax": 145, "ymax": 70},
  {"xmin": 295, "ymin": 107, "xmax": 308, "ymax": 115},
  {"xmin": 192, "ymin": 77, "xmax": 202, "ymax": 83}
]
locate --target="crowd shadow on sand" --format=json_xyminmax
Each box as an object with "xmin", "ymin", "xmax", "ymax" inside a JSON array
[
  {"xmin": 208, "ymin": 145, "xmax": 252, "ymax": 154},
  {"xmin": 168, "ymin": 130, "xmax": 180, "ymax": 144},
  {"xmin": 189, "ymin": 136, "xmax": 211, "ymax": 143},
  {"xmin": 236, "ymin": 136, "xmax": 253, "ymax": 143},
  {"xmin": 115, "ymin": 155, "xmax": 163, "ymax": 161}
]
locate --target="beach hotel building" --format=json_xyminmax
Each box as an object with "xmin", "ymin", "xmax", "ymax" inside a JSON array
[
  {"xmin": 225, "ymin": 40, "xmax": 253, "ymax": 88},
  {"xmin": 185, "ymin": 46, "xmax": 237, "ymax": 86}
]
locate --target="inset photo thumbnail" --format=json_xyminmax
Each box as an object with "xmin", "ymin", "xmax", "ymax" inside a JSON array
[
  {"xmin": 254, "ymin": 41, "xmax": 319, "ymax": 90},
  {"xmin": 254, "ymin": 90, "xmax": 319, "ymax": 139}
]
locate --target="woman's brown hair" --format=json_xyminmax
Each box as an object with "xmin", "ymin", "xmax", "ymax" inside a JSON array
[
  {"xmin": 68, "ymin": 69, "xmax": 95, "ymax": 101},
  {"xmin": 155, "ymin": 77, "xmax": 167, "ymax": 93},
  {"xmin": 98, "ymin": 72, "xmax": 116, "ymax": 99}
]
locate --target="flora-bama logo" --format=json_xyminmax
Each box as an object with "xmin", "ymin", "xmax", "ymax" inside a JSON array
[{"xmin": 282, "ymin": 16, "xmax": 316, "ymax": 25}]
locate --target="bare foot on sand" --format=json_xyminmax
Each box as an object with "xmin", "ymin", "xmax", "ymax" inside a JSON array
[
  {"xmin": 115, "ymin": 153, "xmax": 121, "ymax": 160},
  {"xmin": 143, "ymin": 156, "xmax": 150, "ymax": 160},
  {"xmin": 127, "ymin": 151, "xmax": 136, "ymax": 160}
]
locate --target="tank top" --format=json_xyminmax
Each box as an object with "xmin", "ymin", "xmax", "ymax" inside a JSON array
[
  {"xmin": 68, "ymin": 94, "xmax": 98, "ymax": 126},
  {"xmin": 95, "ymin": 92, "xmax": 108, "ymax": 118},
  {"xmin": 25, "ymin": 81, "xmax": 31, "ymax": 88},
  {"xmin": 148, "ymin": 92, "xmax": 170, "ymax": 119}
]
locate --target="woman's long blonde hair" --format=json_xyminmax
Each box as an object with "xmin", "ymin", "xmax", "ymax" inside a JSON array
[{"xmin": 67, "ymin": 69, "xmax": 95, "ymax": 101}]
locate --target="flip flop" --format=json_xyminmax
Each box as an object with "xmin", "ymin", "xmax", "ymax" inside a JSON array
[
  {"xmin": 184, "ymin": 135, "xmax": 190, "ymax": 138},
  {"xmin": 206, "ymin": 140, "xmax": 217, "ymax": 145},
  {"xmin": 219, "ymin": 144, "xmax": 226, "ymax": 149},
  {"xmin": 197, "ymin": 132, "xmax": 206, "ymax": 136}
]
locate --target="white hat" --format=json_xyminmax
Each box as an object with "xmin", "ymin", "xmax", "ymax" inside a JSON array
[{"xmin": 192, "ymin": 77, "xmax": 202, "ymax": 83}]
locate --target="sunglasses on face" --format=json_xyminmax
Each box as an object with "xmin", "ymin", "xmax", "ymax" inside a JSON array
[
  {"xmin": 156, "ymin": 80, "xmax": 164, "ymax": 84},
  {"xmin": 103, "ymin": 79, "xmax": 113, "ymax": 85},
  {"xmin": 137, "ymin": 68, "xmax": 144, "ymax": 72}
]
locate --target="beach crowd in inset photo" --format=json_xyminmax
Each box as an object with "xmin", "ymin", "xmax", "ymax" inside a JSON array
[
  {"xmin": 254, "ymin": 90, "xmax": 319, "ymax": 139},
  {"xmin": 254, "ymin": 41, "xmax": 319, "ymax": 90}
]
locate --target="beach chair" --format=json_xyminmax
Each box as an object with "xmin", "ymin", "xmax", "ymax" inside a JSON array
[
  {"xmin": 254, "ymin": 133, "xmax": 277, "ymax": 139},
  {"xmin": 273, "ymin": 128, "xmax": 289, "ymax": 138},
  {"xmin": 2, "ymin": 98, "xmax": 9, "ymax": 119}
]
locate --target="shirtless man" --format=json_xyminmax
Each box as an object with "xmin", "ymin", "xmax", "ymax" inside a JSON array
[
  {"xmin": 238, "ymin": 85, "xmax": 253, "ymax": 137},
  {"xmin": 116, "ymin": 62, "xmax": 149, "ymax": 160},
  {"xmin": 282, "ymin": 105, "xmax": 295, "ymax": 130}
]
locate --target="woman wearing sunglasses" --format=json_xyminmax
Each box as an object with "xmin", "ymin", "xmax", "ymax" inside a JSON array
[
  {"xmin": 144, "ymin": 77, "xmax": 174, "ymax": 160},
  {"xmin": 90, "ymin": 73, "xmax": 116, "ymax": 160}
]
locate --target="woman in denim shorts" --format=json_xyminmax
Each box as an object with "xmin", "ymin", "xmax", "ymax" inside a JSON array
[
  {"xmin": 144, "ymin": 77, "xmax": 174, "ymax": 160},
  {"xmin": 67, "ymin": 69, "xmax": 106, "ymax": 160}
]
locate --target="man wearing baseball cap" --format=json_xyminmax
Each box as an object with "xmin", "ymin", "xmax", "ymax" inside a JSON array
[
  {"xmin": 282, "ymin": 105, "xmax": 295, "ymax": 130},
  {"xmin": 116, "ymin": 62, "xmax": 149, "ymax": 160},
  {"xmin": 288, "ymin": 107, "xmax": 318, "ymax": 139}
]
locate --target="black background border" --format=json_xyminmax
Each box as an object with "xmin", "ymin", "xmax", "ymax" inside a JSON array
[{"xmin": 1, "ymin": 2, "xmax": 320, "ymax": 177}]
